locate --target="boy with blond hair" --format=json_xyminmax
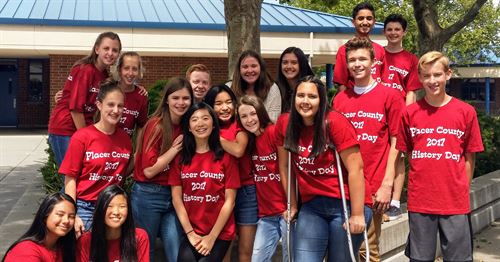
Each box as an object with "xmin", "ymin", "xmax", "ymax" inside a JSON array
[{"xmin": 397, "ymin": 51, "xmax": 483, "ymax": 261}]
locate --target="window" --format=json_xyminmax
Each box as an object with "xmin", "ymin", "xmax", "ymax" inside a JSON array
[
  {"xmin": 461, "ymin": 78, "xmax": 495, "ymax": 101},
  {"xmin": 28, "ymin": 60, "xmax": 43, "ymax": 102}
]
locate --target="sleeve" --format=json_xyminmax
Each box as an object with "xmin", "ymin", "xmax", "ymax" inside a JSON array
[
  {"xmin": 396, "ymin": 109, "xmax": 412, "ymax": 153},
  {"xmin": 464, "ymin": 108, "xmax": 484, "ymax": 153},
  {"xmin": 223, "ymin": 154, "xmax": 241, "ymax": 189},
  {"xmin": 58, "ymin": 132, "xmax": 85, "ymax": 178},
  {"xmin": 76, "ymin": 233, "xmax": 91, "ymax": 262},
  {"xmin": 405, "ymin": 55, "xmax": 422, "ymax": 92},
  {"xmin": 264, "ymin": 83, "xmax": 282, "ymax": 123},
  {"xmin": 168, "ymin": 156, "xmax": 182, "ymax": 186},
  {"xmin": 137, "ymin": 96, "xmax": 149, "ymax": 128},
  {"xmin": 3, "ymin": 241, "xmax": 43, "ymax": 262},
  {"xmin": 136, "ymin": 228, "xmax": 150, "ymax": 262},
  {"xmin": 386, "ymin": 90, "xmax": 405, "ymax": 137},
  {"xmin": 273, "ymin": 114, "xmax": 287, "ymax": 147},
  {"xmin": 333, "ymin": 45, "xmax": 349, "ymax": 86},
  {"xmin": 329, "ymin": 112, "xmax": 359, "ymax": 152},
  {"xmin": 68, "ymin": 65, "xmax": 93, "ymax": 112}
]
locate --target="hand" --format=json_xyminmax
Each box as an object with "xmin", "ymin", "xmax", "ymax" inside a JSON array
[
  {"xmin": 137, "ymin": 85, "xmax": 148, "ymax": 96},
  {"xmin": 54, "ymin": 90, "xmax": 63, "ymax": 103},
  {"xmin": 345, "ymin": 214, "xmax": 365, "ymax": 234},
  {"xmin": 74, "ymin": 215, "xmax": 85, "ymax": 239},
  {"xmin": 373, "ymin": 184, "xmax": 392, "ymax": 214},
  {"xmin": 282, "ymin": 206, "xmax": 297, "ymax": 223},
  {"xmin": 187, "ymin": 231, "xmax": 202, "ymax": 247},
  {"xmin": 170, "ymin": 135, "xmax": 183, "ymax": 153},
  {"xmin": 194, "ymin": 234, "xmax": 216, "ymax": 256}
]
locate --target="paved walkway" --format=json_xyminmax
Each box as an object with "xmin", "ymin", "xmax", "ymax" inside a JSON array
[{"xmin": 0, "ymin": 130, "xmax": 499, "ymax": 261}]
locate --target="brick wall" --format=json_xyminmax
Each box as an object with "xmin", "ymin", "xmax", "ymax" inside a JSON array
[
  {"xmin": 49, "ymin": 54, "xmax": 280, "ymax": 110},
  {"xmin": 17, "ymin": 59, "xmax": 50, "ymax": 128}
]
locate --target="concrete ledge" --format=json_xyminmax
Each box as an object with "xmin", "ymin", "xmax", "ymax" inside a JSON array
[{"xmin": 381, "ymin": 170, "xmax": 500, "ymax": 260}]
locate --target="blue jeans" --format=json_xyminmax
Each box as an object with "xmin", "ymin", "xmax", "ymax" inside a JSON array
[
  {"xmin": 48, "ymin": 134, "xmax": 71, "ymax": 166},
  {"xmin": 76, "ymin": 199, "xmax": 95, "ymax": 231},
  {"xmin": 234, "ymin": 184, "xmax": 259, "ymax": 225},
  {"xmin": 252, "ymin": 215, "xmax": 292, "ymax": 262},
  {"xmin": 131, "ymin": 182, "xmax": 182, "ymax": 262},
  {"xmin": 294, "ymin": 196, "xmax": 373, "ymax": 262}
]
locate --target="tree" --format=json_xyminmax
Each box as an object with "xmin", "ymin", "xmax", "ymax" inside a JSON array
[
  {"xmin": 282, "ymin": 0, "xmax": 499, "ymax": 63},
  {"xmin": 224, "ymin": 0, "xmax": 263, "ymax": 78}
]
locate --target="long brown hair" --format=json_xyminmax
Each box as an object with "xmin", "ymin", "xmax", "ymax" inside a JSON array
[
  {"xmin": 231, "ymin": 50, "xmax": 274, "ymax": 100},
  {"xmin": 136, "ymin": 77, "xmax": 193, "ymax": 155}
]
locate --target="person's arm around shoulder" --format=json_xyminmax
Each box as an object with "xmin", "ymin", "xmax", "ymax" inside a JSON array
[{"xmin": 220, "ymin": 131, "xmax": 248, "ymax": 158}]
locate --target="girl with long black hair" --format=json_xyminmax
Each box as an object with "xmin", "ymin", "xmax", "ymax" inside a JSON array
[
  {"xmin": 77, "ymin": 185, "xmax": 149, "ymax": 262},
  {"xmin": 3, "ymin": 192, "xmax": 76, "ymax": 262},
  {"xmin": 170, "ymin": 102, "xmax": 240, "ymax": 261}
]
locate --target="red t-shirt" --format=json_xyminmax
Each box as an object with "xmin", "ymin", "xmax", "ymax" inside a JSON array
[
  {"xmin": 133, "ymin": 117, "xmax": 181, "ymax": 186},
  {"xmin": 4, "ymin": 240, "xmax": 62, "ymax": 262},
  {"xmin": 220, "ymin": 121, "xmax": 253, "ymax": 186},
  {"xmin": 333, "ymin": 83, "xmax": 403, "ymax": 195},
  {"xmin": 169, "ymin": 152, "xmax": 241, "ymax": 241},
  {"xmin": 274, "ymin": 112, "xmax": 370, "ymax": 204},
  {"xmin": 77, "ymin": 228, "xmax": 150, "ymax": 262},
  {"xmin": 59, "ymin": 125, "xmax": 132, "ymax": 201},
  {"xmin": 396, "ymin": 98, "xmax": 484, "ymax": 215},
  {"xmin": 334, "ymin": 41, "xmax": 385, "ymax": 89},
  {"xmin": 381, "ymin": 49, "xmax": 422, "ymax": 99},
  {"xmin": 48, "ymin": 64, "xmax": 108, "ymax": 136},
  {"xmin": 119, "ymin": 87, "xmax": 149, "ymax": 136},
  {"xmin": 252, "ymin": 124, "xmax": 287, "ymax": 217}
]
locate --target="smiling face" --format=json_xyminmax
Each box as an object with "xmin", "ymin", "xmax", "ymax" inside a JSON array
[
  {"xmin": 189, "ymin": 108, "xmax": 214, "ymax": 141},
  {"xmin": 419, "ymin": 61, "xmax": 451, "ymax": 99},
  {"xmin": 281, "ymin": 52, "xmax": 300, "ymax": 81},
  {"xmin": 384, "ymin": 21, "xmax": 406, "ymax": 46},
  {"xmin": 347, "ymin": 48, "xmax": 373, "ymax": 85},
  {"xmin": 104, "ymin": 194, "xmax": 128, "ymax": 231},
  {"xmin": 352, "ymin": 9, "xmax": 375, "ymax": 37},
  {"xmin": 97, "ymin": 90, "xmax": 125, "ymax": 126},
  {"xmin": 95, "ymin": 37, "xmax": 121, "ymax": 70},
  {"xmin": 213, "ymin": 91, "xmax": 234, "ymax": 123},
  {"xmin": 45, "ymin": 200, "xmax": 75, "ymax": 239},
  {"xmin": 240, "ymin": 56, "xmax": 261, "ymax": 87},
  {"xmin": 238, "ymin": 104, "xmax": 261, "ymax": 135},
  {"xmin": 119, "ymin": 55, "xmax": 140, "ymax": 87},
  {"xmin": 189, "ymin": 71, "xmax": 211, "ymax": 102},
  {"xmin": 168, "ymin": 88, "xmax": 192, "ymax": 120},
  {"xmin": 295, "ymin": 82, "xmax": 320, "ymax": 126}
]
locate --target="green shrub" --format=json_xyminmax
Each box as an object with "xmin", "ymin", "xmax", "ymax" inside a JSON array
[
  {"xmin": 39, "ymin": 139, "xmax": 63, "ymax": 194},
  {"xmin": 147, "ymin": 79, "xmax": 168, "ymax": 116},
  {"xmin": 475, "ymin": 110, "xmax": 500, "ymax": 178}
]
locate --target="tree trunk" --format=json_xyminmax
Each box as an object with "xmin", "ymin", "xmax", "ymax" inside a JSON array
[
  {"xmin": 413, "ymin": 0, "xmax": 487, "ymax": 55},
  {"xmin": 224, "ymin": 0, "xmax": 262, "ymax": 79}
]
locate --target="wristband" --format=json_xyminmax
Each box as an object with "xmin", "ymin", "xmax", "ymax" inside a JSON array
[{"xmin": 186, "ymin": 229, "xmax": 194, "ymax": 235}]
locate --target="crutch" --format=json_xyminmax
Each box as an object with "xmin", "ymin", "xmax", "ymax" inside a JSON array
[
  {"xmin": 334, "ymin": 149, "xmax": 369, "ymax": 262},
  {"xmin": 286, "ymin": 150, "xmax": 292, "ymax": 262}
]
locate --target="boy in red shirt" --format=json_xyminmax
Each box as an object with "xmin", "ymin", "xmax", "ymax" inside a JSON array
[
  {"xmin": 381, "ymin": 14, "xmax": 422, "ymax": 221},
  {"xmin": 397, "ymin": 51, "xmax": 483, "ymax": 261},
  {"xmin": 334, "ymin": 2, "xmax": 385, "ymax": 92},
  {"xmin": 333, "ymin": 37, "xmax": 403, "ymax": 262}
]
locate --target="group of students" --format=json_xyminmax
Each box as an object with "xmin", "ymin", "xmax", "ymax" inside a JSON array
[{"xmin": 3, "ymin": 2, "xmax": 484, "ymax": 262}]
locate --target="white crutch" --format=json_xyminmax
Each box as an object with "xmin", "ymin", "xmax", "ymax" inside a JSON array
[
  {"xmin": 334, "ymin": 149, "xmax": 369, "ymax": 262},
  {"xmin": 286, "ymin": 151, "xmax": 292, "ymax": 262}
]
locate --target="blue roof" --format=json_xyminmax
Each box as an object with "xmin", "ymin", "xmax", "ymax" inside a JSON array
[{"xmin": 0, "ymin": 0, "xmax": 383, "ymax": 34}]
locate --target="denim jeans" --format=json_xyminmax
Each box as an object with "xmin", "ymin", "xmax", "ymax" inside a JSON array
[
  {"xmin": 48, "ymin": 134, "xmax": 71, "ymax": 166},
  {"xmin": 294, "ymin": 196, "xmax": 373, "ymax": 262},
  {"xmin": 131, "ymin": 182, "xmax": 182, "ymax": 262},
  {"xmin": 76, "ymin": 199, "xmax": 95, "ymax": 231},
  {"xmin": 252, "ymin": 215, "xmax": 292, "ymax": 262},
  {"xmin": 234, "ymin": 184, "xmax": 259, "ymax": 225}
]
